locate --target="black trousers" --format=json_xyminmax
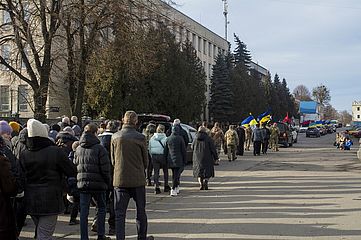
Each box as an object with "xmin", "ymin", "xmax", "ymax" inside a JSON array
[
  {"xmin": 237, "ymin": 142, "xmax": 244, "ymax": 156},
  {"xmin": 262, "ymin": 139, "xmax": 269, "ymax": 154},
  {"xmin": 253, "ymin": 141, "xmax": 262, "ymax": 156}
]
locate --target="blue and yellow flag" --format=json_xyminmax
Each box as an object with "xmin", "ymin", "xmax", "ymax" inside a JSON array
[
  {"xmin": 257, "ymin": 109, "xmax": 272, "ymax": 124},
  {"xmin": 241, "ymin": 114, "xmax": 257, "ymax": 127}
]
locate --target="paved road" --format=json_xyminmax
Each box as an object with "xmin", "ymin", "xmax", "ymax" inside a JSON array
[{"xmin": 20, "ymin": 131, "xmax": 361, "ymax": 239}]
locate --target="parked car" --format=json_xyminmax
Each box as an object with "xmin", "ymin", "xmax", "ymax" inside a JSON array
[
  {"xmin": 299, "ymin": 126, "xmax": 308, "ymax": 133},
  {"xmin": 306, "ymin": 127, "xmax": 321, "ymax": 138},
  {"xmin": 276, "ymin": 122, "xmax": 293, "ymax": 147},
  {"xmin": 318, "ymin": 126, "xmax": 327, "ymax": 136}
]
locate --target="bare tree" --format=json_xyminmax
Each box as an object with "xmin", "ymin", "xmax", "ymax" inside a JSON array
[
  {"xmin": 0, "ymin": 0, "xmax": 62, "ymax": 121},
  {"xmin": 312, "ymin": 84, "xmax": 331, "ymax": 106},
  {"xmin": 293, "ymin": 84, "xmax": 312, "ymax": 101}
]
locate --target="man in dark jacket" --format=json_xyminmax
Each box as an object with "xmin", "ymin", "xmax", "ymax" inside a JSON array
[
  {"xmin": 111, "ymin": 111, "xmax": 154, "ymax": 240},
  {"xmin": 252, "ymin": 124, "xmax": 264, "ymax": 156},
  {"xmin": 19, "ymin": 119, "xmax": 76, "ymax": 240},
  {"xmin": 74, "ymin": 123, "xmax": 110, "ymax": 240},
  {"xmin": 164, "ymin": 125, "xmax": 187, "ymax": 197}
]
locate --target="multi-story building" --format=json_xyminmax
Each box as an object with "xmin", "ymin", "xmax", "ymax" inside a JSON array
[
  {"xmin": 352, "ymin": 101, "xmax": 361, "ymax": 126},
  {"xmin": 0, "ymin": 1, "xmax": 268, "ymax": 121}
]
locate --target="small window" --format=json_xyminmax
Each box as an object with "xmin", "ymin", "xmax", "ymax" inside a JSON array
[
  {"xmin": 192, "ymin": 34, "xmax": 197, "ymax": 49},
  {"xmin": 208, "ymin": 43, "xmax": 212, "ymax": 57},
  {"xmin": 358, "ymin": 107, "xmax": 360, "ymax": 111},
  {"xmin": 203, "ymin": 41, "xmax": 207, "ymax": 55},
  {"xmin": 0, "ymin": 85, "xmax": 10, "ymax": 111},
  {"xmin": 358, "ymin": 115, "xmax": 360, "ymax": 119},
  {"xmin": 18, "ymin": 85, "xmax": 28, "ymax": 111},
  {"xmin": 198, "ymin": 37, "xmax": 202, "ymax": 52},
  {"xmin": 1, "ymin": 45, "xmax": 10, "ymax": 70}
]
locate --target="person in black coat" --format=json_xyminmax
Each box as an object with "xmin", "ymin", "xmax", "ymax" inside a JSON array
[
  {"xmin": 192, "ymin": 127, "xmax": 218, "ymax": 190},
  {"xmin": 0, "ymin": 140, "xmax": 18, "ymax": 240},
  {"xmin": 164, "ymin": 125, "xmax": 187, "ymax": 197},
  {"xmin": 19, "ymin": 119, "xmax": 76, "ymax": 240},
  {"xmin": 74, "ymin": 123, "xmax": 110, "ymax": 240},
  {"xmin": 236, "ymin": 125, "xmax": 245, "ymax": 156}
]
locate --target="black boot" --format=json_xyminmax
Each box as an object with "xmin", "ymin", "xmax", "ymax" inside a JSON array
[
  {"xmin": 164, "ymin": 185, "xmax": 171, "ymax": 192},
  {"xmin": 204, "ymin": 180, "xmax": 208, "ymax": 190}
]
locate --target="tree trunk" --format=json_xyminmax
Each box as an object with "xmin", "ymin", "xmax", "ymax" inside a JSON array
[{"xmin": 33, "ymin": 87, "xmax": 47, "ymax": 122}]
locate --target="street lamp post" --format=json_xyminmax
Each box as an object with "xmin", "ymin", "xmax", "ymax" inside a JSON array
[{"xmin": 222, "ymin": 0, "xmax": 229, "ymax": 41}]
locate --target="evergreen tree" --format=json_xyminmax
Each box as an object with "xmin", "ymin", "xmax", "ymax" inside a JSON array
[
  {"xmin": 233, "ymin": 34, "xmax": 252, "ymax": 68},
  {"xmin": 209, "ymin": 52, "xmax": 233, "ymax": 123}
]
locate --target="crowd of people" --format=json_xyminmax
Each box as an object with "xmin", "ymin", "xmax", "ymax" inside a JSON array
[
  {"xmin": 0, "ymin": 111, "xmax": 283, "ymax": 240},
  {"xmin": 335, "ymin": 131, "xmax": 353, "ymax": 150}
]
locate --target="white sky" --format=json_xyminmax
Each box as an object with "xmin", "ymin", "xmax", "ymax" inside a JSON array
[{"xmin": 174, "ymin": 0, "xmax": 361, "ymax": 111}]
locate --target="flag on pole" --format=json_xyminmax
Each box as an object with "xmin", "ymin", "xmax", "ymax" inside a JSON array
[
  {"xmin": 241, "ymin": 114, "xmax": 257, "ymax": 127},
  {"xmin": 282, "ymin": 112, "xmax": 291, "ymax": 124},
  {"xmin": 257, "ymin": 109, "xmax": 272, "ymax": 124}
]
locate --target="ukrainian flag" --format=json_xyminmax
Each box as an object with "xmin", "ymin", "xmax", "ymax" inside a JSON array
[
  {"xmin": 257, "ymin": 109, "xmax": 272, "ymax": 124},
  {"xmin": 241, "ymin": 114, "xmax": 257, "ymax": 127}
]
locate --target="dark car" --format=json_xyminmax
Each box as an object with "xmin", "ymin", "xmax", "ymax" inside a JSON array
[
  {"xmin": 306, "ymin": 127, "xmax": 321, "ymax": 138},
  {"xmin": 276, "ymin": 122, "xmax": 293, "ymax": 147}
]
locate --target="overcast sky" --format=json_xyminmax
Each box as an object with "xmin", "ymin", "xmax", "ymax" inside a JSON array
[{"xmin": 174, "ymin": 0, "xmax": 361, "ymax": 112}]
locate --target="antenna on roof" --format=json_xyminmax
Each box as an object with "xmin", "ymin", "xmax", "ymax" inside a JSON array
[{"xmin": 222, "ymin": 0, "xmax": 229, "ymax": 41}]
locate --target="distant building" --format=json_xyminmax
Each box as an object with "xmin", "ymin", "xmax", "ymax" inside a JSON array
[{"xmin": 352, "ymin": 101, "xmax": 361, "ymax": 126}]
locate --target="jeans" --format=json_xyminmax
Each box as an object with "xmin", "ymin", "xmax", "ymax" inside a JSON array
[
  {"xmin": 152, "ymin": 154, "xmax": 169, "ymax": 188},
  {"xmin": 114, "ymin": 187, "xmax": 148, "ymax": 240},
  {"xmin": 80, "ymin": 192, "xmax": 106, "ymax": 240}
]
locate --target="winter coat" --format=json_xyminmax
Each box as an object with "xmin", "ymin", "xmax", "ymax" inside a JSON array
[
  {"xmin": 149, "ymin": 133, "xmax": 167, "ymax": 155},
  {"xmin": 98, "ymin": 131, "xmax": 114, "ymax": 155},
  {"xmin": 224, "ymin": 129, "xmax": 239, "ymax": 146},
  {"xmin": 164, "ymin": 126, "xmax": 187, "ymax": 168},
  {"xmin": 0, "ymin": 152, "xmax": 17, "ymax": 236},
  {"xmin": 252, "ymin": 128, "xmax": 264, "ymax": 142},
  {"xmin": 262, "ymin": 127, "xmax": 271, "ymax": 140},
  {"xmin": 56, "ymin": 132, "xmax": 78, "ymax": 156},
  {"xmin": 20, "ymin": 137, "xmax": 76, "ymax": 215},
  {"xmin": 192, "ymin": 132, "xmax": 217, "ymax": 179},
  {"xmin": 12, "ymin": 128, "xmax": 28, "ymax": 160},
  {"xmin": 74, "ymin": 132, "xmax": 110, "ymax": 192},
  {"xmin": 111, "ymin": 125, "xmax": 148, "ymax": 188},
  {"xmin": 236, "ymin": 127, "xmax": 245, "ymax": 144}
]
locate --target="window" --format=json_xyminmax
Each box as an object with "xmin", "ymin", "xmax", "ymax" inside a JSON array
[
  {"xmin": 192, "ymin": 34, "xmax": 197, "ymax": 49},
  {"xmin": 358, "ymin": 107, "xmax": 360, "ymax": 111},
  {"xmin": 213, "ymin": 46, "xmax": 217, "ymax": 58},
  {"xmin": 18, "ymin": 85, "xmax": 28, "ymax": 111},
  {"xmin": 1, "ymin": 45, "xmax": 10, "ymax": 70},
  {"xmin": 208, "ymin": 63, "xmax": 212, "ymax": 77},
  {"xmin": 208, "ymin": 43, "xmax": 212, "ymax": 57},
  {"xmin": 0, "ymin": 86, "xmax": 10, "ymax": 111},
  {"xmin": 186, "ymin": 30, "xmax": 190, "ymax": 41},
  {"xmin": 203, "ymin": 40, "xmax": 207, "ymax": 55},
  {"xmin": 198, "ymin": 37, "xmax": 202, "ymax": 52},
  {"xmin": 358, "ymin": 115, "xmax": 360, "ymax": 119}
]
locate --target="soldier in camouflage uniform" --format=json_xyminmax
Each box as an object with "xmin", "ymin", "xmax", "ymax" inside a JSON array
[
  {"xmin": 269, "ymin": 123, "xmax": 280, "ymax": 151},
  {"xmin": 245, "ymin": 126, "xmax": 252, "ymax": 151},
  {"xmin": 224, "ymin": 125, "xmax": 239, "ymax": 161}
]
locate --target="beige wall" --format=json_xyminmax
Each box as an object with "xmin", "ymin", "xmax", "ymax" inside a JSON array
[{"xmin": 352, "ymin": 101, "xmax": 361, "ymax": 122}]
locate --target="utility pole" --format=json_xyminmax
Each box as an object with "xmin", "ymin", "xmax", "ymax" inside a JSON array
[{"xmin": 222, "ymin": 0, "xmax": 229, "ymax": 41}]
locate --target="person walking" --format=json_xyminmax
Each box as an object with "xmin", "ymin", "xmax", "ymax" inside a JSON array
[
  {"xmin": 245, "ymin": 126, "xmax": 252, "ymax": 151},
  {"xmin": 192, "ymin": 126, "xmax": 218, "ymax": 190},
  {"xmin": 252, "ymin": 124, "xmax": 263, "ymax": 156},
  {"xmin": 236, "ymin": 125, "xmax": 245, "ymax": 156},
  {"xmin": 210, "ymin": 122, "xmax": 224, "ymax": 165},
  {"xmin": 111, "ymin": 111, "xmax": 154, "ymax": 240},
  {"xmin": 0, "ymin": 148, "xmax": 18, "ymax": 240},
  {"xmin": 149, "ymin": 124, "xmax": 170, "ymax": 194},
  {"xmin": 224, "ymin": 125, "xmax": 239, "ymax": 161},
  {"xmin": 143, "ymin": 122, "xmax": 156, "ymax": 187},
  {"xmin": 164, "ymin": 125, "xmax": 187, "ymax": 197},
  {"xmin": 270, "ymin": 123, "xmax": 280, "ymax": 151},
  {"xmin": 261, "ymin": 123, "xmax": 271, "ymax": 154},
  {"xmin": 19, "ymin": 119, "xmax": 76, "ymax": 240},
  {"xmin": 74, "ymin": 123, "xmax": 111, "ymax": 240}
]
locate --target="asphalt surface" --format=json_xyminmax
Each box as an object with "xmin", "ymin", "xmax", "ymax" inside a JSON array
[{"xmin": 20, "ymin": 130, "xmax": 361, "ymax": 240}]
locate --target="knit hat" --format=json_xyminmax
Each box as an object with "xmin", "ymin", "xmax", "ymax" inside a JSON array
[
  {"xmin": 173, "ymin": 119, "xmax": 181, "ymax": 125},
  {"xmin": 27, "ymin": 119, "xmax": 49, "ymax": 138},
  {"xmin": 0, "ymin": 121, "xmax": 12, "ymax": 135},
  {"xmin": 71, "ymin": 116, "xmax": 78, "ymax": 124},
  {"xmin": 9, "ymin": 121, "xmax": 20, "ymax": 133},
  {"xmin": 72, "ymin": 125, "xmax": 82, "ymax": 137},
  {"xmin": 62, "ymin": 126, "xmax": 75, "ymax": 136},
  {"xmin": 62, "ymin": 117, "xmax": 70, "ymax": 125}
]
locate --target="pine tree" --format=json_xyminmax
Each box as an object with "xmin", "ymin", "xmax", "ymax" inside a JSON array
[
  {"xmin": 233, "ymin": 34, "xmax": 252, "ymax": 68},
  {"xmin": 209, "ymin": 52, "xmax": 234, "ymax": 123}
]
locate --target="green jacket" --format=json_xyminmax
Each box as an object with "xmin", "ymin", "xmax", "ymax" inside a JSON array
[{"xmin": 111, "ymin": 125, "xmax": 148, "ymax": 188}]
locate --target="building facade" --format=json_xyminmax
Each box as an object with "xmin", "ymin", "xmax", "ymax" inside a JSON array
[{"xmin": 352, "ymin": 101, "xmax": 361, "ymax": 125}]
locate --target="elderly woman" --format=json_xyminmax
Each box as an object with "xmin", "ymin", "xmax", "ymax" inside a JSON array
[{"xmin": 192, "ymin": 126, "xmax": 218, "ymax": 190}]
